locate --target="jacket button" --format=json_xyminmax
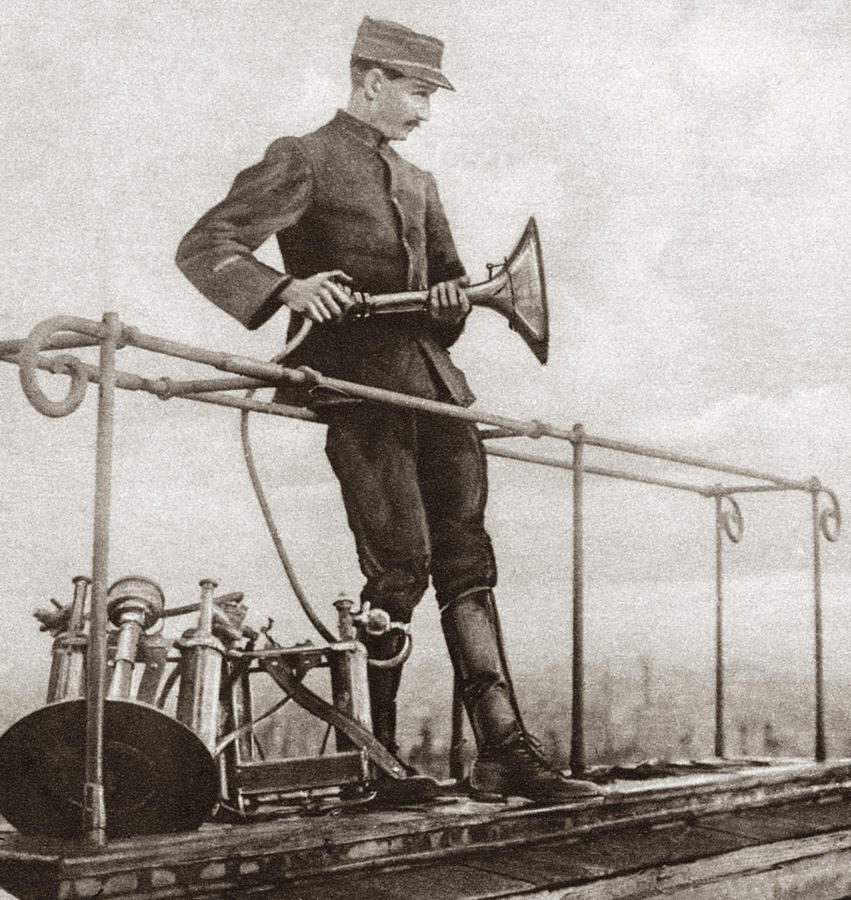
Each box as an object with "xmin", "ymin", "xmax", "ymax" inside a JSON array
[{"xmin": 405, "ymin": 226, "xmax": 422, "ymax": 246}]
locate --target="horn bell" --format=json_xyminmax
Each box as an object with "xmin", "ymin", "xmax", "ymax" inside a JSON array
[{"xmin": 469, "ymin": 217, "xmax": 549, "ymax": 364}]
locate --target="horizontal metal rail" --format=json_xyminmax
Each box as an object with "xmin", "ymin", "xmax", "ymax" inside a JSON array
[
  {"xmin": 582, "ymin": 433, "xmax": 809, "ymax": 490},
  {"xmin": 0, "ymin": 314, "xmax": 825, "ymax": 496},
  {"xmin": 486, "ymin": 443, "xmax": 723, "ymax": 496},
  {"xmin": 8, "ymin": 343, "xmax": 803, "ymax": 500}
]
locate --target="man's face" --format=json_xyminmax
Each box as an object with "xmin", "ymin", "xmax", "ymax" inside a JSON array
[{"xmin": 372, "ymin": 75, "xmax": 437, "ymax": 140}]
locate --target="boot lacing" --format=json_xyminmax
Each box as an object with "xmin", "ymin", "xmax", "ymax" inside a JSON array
[{"xmin": 513, "ymin": 731, "xmax": 568, "ymax": 778}]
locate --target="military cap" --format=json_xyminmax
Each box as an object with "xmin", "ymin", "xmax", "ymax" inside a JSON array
[{"xmin": 351, "ymin": 16, "xmax": 454, "ymax": 91}]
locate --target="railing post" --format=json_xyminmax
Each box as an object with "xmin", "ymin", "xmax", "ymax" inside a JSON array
[
  {"xmin": 810, "ymin": 480, "xmax": 826, "ymax": 762},
  {"xmin": 570, "ymin": 424, "xmax": 586, "ymax": 776},
  {"xmin": 712, "ymin": 493, "xmax": 743, "ymax": 760},
  {"xmin": 449, "ymin": 678, "xmax": 466, "ymax": 781},
  {"xmin": 713, "ymin": 494, "xmax": 725, "ymax": 758},
  {"xmin": 83, "ymin": 311, "xmax": 121, "ymax": 845}
]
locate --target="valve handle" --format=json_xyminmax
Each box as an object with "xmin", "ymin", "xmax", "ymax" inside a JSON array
[
  {"xmin": 364, "ymin": 607, "xmax": 391, "ymax": 636},
  {"xmin": 368, "ymin": 630, "xmax": 412, "ymax": 669}
]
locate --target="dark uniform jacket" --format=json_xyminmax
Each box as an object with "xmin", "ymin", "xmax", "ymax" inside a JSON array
[{"xmin": 176, "ymin": 110, "xmax": 475, "ymax": 407}]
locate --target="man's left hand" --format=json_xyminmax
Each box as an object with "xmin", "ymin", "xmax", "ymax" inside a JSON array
[{"xmin": 427, "ymin": 277, "xmax": 470, "ymax": 327}]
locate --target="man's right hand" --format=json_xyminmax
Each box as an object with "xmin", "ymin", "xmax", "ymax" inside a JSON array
[{"xmin": 280, "ymin": 270, "xmax": 356, "ymax": 323}]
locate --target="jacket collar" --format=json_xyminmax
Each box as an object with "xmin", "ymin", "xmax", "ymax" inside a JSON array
[{"xmin": 332, "ymin": 109, "xmax": 388, "ymax": 150}]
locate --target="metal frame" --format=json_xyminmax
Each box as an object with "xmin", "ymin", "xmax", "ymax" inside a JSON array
[{"xmin": 0, "ymin": 313, "xmax": 842, "ymax": 838}]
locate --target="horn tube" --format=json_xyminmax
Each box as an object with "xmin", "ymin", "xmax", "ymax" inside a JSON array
[{"xmin": 351, "ymin": 217, "xmax": 549, "ymax": 364}]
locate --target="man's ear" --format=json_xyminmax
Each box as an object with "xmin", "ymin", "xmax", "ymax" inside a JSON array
[{"xmin": 363, "ymin": 67, "xmax": 384, "ymax": 101}]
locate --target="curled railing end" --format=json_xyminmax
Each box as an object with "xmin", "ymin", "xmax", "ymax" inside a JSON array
[
  {"xmin": 718, "ymin": 494, "xmax": 744, "ymax": 544},
  {"xmin": 816, "ymin": 486, "xmax": 841, "ymax": 543},
  {"xmin": 18, "ymin": 316, "xmax": 102, "ymax": 418}
]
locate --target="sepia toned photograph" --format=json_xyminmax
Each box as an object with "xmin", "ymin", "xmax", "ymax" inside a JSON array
[{"xmin": 0, "ymin": 1, "xmax": 849, "ymax": 897}]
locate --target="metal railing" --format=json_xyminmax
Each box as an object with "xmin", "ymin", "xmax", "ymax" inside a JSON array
[{"xmin": 0, "ymin": 313, "xmax": 842, "ymax": 841}]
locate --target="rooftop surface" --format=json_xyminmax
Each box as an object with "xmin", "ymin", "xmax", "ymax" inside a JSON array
[{"xmin": 3, "ymin": 758, "xmax": 851, "ymax": 899}]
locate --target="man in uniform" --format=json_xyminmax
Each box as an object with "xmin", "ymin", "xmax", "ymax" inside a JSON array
[{"xmin": 176, "ymin": 17, "xmax": 603, "ymax": 805}]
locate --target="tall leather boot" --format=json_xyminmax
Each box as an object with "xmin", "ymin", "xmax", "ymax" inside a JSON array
[
  {"xmin": 364, "ymin": 629, "xmax": 440, "ymax": 804},
  {"xmin": 441, "ymin": 589, "xmax": 605, "ymax": 803}
]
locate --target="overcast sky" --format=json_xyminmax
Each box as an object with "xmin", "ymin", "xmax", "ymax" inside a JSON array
[{"xmin": 1, "ymin": 1, "xmax": 849, "ymax": 708}]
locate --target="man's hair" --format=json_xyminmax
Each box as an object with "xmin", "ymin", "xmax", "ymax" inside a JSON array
[{"xmin": 350, "ymin": 56, "xmax": 404, "ymax": 88}]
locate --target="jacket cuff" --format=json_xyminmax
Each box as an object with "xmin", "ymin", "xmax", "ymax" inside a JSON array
[
  {"xmin": 246, "ymin": 273, "xmax": 294, "ymax": 330},
  {"xmin": 176, "ymin": 249, "xmax": 290, "ymax": 330}
]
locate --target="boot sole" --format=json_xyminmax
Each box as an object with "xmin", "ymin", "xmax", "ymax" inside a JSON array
[
  {"xmin": 470, "ymin": 779, "xmax": 607, "ymax": 804},
  {"xmin": 469, "ymin": 787, "xmax": 509, "ymax": 803}
]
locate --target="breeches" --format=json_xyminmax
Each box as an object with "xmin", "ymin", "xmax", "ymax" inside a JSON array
[{"xmin": 325, "ymin": 405, "xmax": 497, "ymax": 622}]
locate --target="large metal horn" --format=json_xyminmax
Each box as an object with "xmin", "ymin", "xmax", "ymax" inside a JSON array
[{"xmin": 354, "ymin": 217, "xmax": 549, "ymax": 364}]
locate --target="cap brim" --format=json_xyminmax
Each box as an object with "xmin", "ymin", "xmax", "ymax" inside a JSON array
[
  {"xmin": 360, "ymin": 57, "xmax": 454, "ymax": 91},
  {"xmin": 395, "ymin": 62, "xmax": 454, "ymax": 91}
]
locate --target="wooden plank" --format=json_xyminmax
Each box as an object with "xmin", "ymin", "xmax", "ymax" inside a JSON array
[
  {"xmin": 466, "ymin": 842, "xmax": 612, "ymax": 885},
  {"xmin": 265, "ymin": 862, "xmax": 533, "ymax": 900},
  {"xmin": 609, "ymin": 761, "xmax": 851, "ymax": 797},
  {"xmin": 762, "ymin": 795, "xmax": 851, "ymax": 833},
  {"xmin": 659, "ymin": 849, "xmax": 851, "ymax": 900},
  {"xmin": 489, "ymin": 842, "xmax": 604, "ymax": 881},
  {"xmin": 236, "ymin": 752, "xmax": 364, "ymax": 792},
  {"xmin": 384, "ymin": 863, "xmax": 532, "ymax": 900},
  {"xmin": 604, "ymin": 763, "xmax": 851, "ymax": 826},
  {"xmin": 54, "ymin": 800, "xmax": 580, "ymax": 878},
  {"xmin": 517, "ymin": 828, "xmax": 851, "ymax": 899},
  {"xmin": 566, "ymin": 820, "xmax": 754, "ymax": 872},
  {"xmin": 466, "ymin": 819, "xmax": 753, "ymax": 888},
  {"xmin": 697, "ymin": 798, "xmax": 851, "ymax": 845}
]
